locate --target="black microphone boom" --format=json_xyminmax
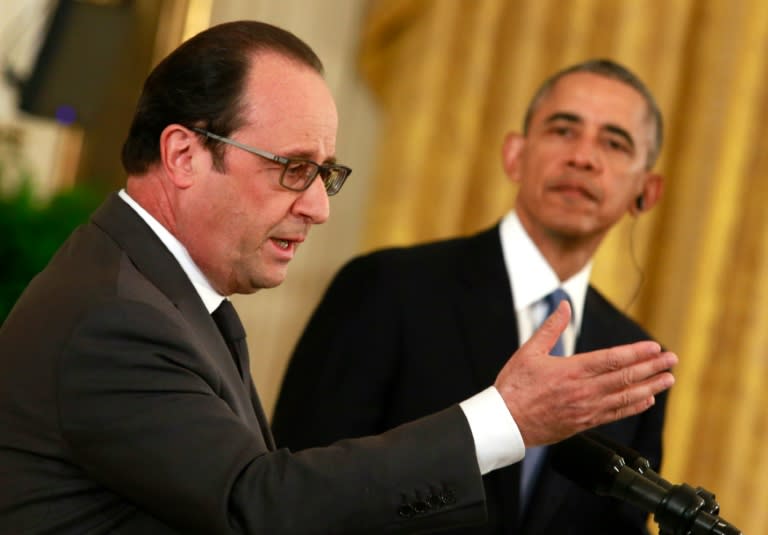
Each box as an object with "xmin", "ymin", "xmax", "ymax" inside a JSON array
[
  {"xmin": 582, "ymin": 431, "xmax": 720, "ymax": 515},
  {"xmin": 583, "ymin": 430, "xmax": 720, "ymax": 516},
  {"xmin": 549, "ymin": 434, "xmax": 741, "ymax": 535}
]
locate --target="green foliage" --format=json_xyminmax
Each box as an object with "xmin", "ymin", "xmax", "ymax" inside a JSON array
[{"xmin": 0, "ymin": 180, "xmax": 101, "ymax": 323}]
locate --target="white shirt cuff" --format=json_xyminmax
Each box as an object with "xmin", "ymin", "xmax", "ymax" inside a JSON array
[{"xmin": 459, "ymin": 386, "xmax": 525, "ymax": 474}]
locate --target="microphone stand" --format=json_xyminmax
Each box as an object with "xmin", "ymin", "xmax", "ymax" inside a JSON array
[
  {"xmin": 583, "ymin": 431, "xmax": 732, "ymax": 534},
  {"xmin": 552, "ymin": 433, "xmax": 742, "ymax": 535}
]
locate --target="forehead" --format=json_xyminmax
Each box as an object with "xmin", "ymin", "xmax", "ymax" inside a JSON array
[
  {"xmin": 531, "ymin": 72, "xmax": 652, "ymax": 138},
  {"xmin": 237, "ymin": 51, "xmax": 338, "ymax": 153}
]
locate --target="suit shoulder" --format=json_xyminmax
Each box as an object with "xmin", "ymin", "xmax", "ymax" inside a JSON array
[
  {"xmin": 341, "ymin": 228, "xmax": 498, "ymax": 274},
  {"xmin": 585, "ymin": 286, "xmax": 655, "ymax": 341}
]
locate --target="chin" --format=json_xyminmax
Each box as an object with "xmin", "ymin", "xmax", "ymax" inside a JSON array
[
  {"xmin": 545, "ymin": 218, "xmax": 597, "ymax": 240},
  {"xmin": 254, "ymin": 270, "xmax": 289, "ymax": 290}
]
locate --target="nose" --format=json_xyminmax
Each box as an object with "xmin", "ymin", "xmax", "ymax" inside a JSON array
[
  {"xmin": 566, "ymin": 136, "xmax": 601, "ymax": 172},
  {"xmin": 293, "ymin": 175, "xmax": 330, "ymax": 224}
]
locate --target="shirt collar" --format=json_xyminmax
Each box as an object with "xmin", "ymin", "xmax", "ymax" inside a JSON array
[
  {"xmin": 499, "ymin": 211, "xmax": 591, "ymax": 333},
  {"xmin": 118, "ymin": 189, "xmax": 225, "ymax": 313}
]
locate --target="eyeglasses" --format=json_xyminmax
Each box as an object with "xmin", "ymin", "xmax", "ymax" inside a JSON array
[{"xmin": 192, "ymin": 128, "xmax": 351, "ymax": 196}]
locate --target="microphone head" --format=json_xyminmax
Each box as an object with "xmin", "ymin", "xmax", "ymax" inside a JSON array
[
  {"xmin": 584, "ymin": 431, "xmax": 652, "ymax": 471},
  {"xmin": 549, "ymin": 433, "xmax": 626, "ymax": 495}
]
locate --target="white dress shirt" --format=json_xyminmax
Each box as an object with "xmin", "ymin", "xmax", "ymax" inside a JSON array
[{"xmin": 499, "ymin": 211, "xmax": 592, "ymax": 355}]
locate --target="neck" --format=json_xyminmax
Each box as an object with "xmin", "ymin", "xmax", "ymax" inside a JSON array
[
  {"xmin": 516, "ymin": 212, "xmax": 604, "ymax": 282},
  {"xmin": 125, "ymin": 173, "xmax": 179, "ymax": 237}
]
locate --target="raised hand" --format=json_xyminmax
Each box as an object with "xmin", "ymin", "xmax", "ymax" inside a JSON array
[{"xmin": 494, "ymin": 301, "xmax": 677, "ymax": 447}]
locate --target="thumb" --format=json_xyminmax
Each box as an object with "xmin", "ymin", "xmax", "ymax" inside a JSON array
[{"xmin": 522, "ymin": 300, "xmax": 571, "ymax": 356}]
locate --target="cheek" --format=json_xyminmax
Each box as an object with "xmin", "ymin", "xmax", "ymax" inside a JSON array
[
  {"xmin": 522, "ymin": 151, "xmax": 560, "ymax": 184},
  {"xmin": 599, "ymin": 184, "xmax": 636, "ymax": 219},
  {"xmin": 606, "ymin": 170, "xmax": 645, "ymax": 202},
  {"xmin": 237, "ymin": 197, "xmax": 294, "ymax": 247}
]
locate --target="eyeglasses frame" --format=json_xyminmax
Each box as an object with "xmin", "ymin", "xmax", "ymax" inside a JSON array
[{"xmin": 191, "ymin": 127, "xmax": 351, "ymax": 196}]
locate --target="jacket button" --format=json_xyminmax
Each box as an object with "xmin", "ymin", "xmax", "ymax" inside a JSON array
[
  {"xmin": 398, "ymin": 504, "xmax": 415, "ymax": 518},
  {"xmin": 412, "ymin": 500, "xmax": 429, "ymax": 514},
  {"xmin": 427, "ymin": 495, "xmax": 442, "ymax": 508}
]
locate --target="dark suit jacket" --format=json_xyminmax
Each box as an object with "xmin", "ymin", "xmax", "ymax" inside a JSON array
[
  {"xmin": 273, "ymin": 225, "xmax": 668, "ymax": 535},
  {"xmin": 0, "ymin": 193, "xmax": 488, "ymax": 534}
]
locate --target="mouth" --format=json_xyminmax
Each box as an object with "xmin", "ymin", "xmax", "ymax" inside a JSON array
[
  {"xmin": 550, "ymin": 180, "xmax": 600, "ymax": 203},
  {"xmin": 269, "ymin": 235, "xmax": 306, "ymax": 257}
]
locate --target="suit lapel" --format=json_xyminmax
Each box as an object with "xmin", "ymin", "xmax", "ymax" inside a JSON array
[
  {"xmin": 456, "ymin": 226, "xmax": 520, "ymax": 388},
  {"xmin": 577, "ymin": 286, "xmax": 622, "ymax": 352},
  {"xmin": 91, "ymin": 193, "xmax": 275, "ymax": 449},
  {"xmin": 250, "ymin": 381, "xmax": 276, "ymax": 450}
]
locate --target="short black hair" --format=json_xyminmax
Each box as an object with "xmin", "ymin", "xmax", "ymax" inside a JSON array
[
  {"xmin": 522, "ymin": 59, "xmax": 663, "ymax": 169},
  {"xmin": 121, "ymin": 20, "xmax": 323, "ymax": 174}
]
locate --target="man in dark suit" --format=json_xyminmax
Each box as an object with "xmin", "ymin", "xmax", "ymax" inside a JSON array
[
  {"xmin": 273, "ymin": 59, "xmax": 668, "ymax": 534},
  {"xmin": 0, "ymin": 23, "xmax": 676, "ymax": 534}
]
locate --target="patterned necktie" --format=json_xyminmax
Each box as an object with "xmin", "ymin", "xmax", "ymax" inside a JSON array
[{"xmin": 519, "ymin": 288, "xmax": 571, "ymax": 514}]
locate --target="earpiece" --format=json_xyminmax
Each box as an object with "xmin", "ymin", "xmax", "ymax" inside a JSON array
[{"xmin": 635, "ymin": 195, "xmax": 645, "ymax": 211}]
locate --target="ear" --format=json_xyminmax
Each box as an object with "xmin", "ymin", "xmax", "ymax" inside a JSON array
[
  {"xmin": 159, "ymin": 124, "xmax": 199, "ymax": 189},
  {"xmin": 501, "ymin": 132, "xmax": 525, "ymax": 183},
  {"xmin": 631, "ymin": 172, "xmax": 664, "ymax": 215}
]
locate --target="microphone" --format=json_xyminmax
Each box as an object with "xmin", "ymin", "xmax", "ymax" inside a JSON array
[
  {"xmin": 549, "ymin": 434, "xmax": 741, "ymax": 535},
  {"xmin": 583, "ymin": 431, "xmax": 720, "ymax": 515}
]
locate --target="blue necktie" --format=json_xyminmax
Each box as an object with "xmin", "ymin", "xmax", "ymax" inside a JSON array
[
  {"xmin": 519, "ymin": 288, "xmax": 571, "ymax": 514},
  {"xmin": 543, "ymin": 288, "xmax": 569, "ymax": 357}
]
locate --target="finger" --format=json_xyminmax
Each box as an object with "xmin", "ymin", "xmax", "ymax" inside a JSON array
[
  {"xmin": 608, "ymin": 350, "xmax": 678, "ymax": 388},
  {"xmin": 521, "ymin": 300, "xmax": 571, "ymax": 356},
  {"xmin": 612, "ymin": 370, "xmax": 675, "ymax": 406},
  {"xmin": 590, "ymin": 371, "xmax": 675, "ymax": 427},
  {"xmin": 621, "ymin": 351, "xmax": 678, "ymax": 384},
  {"xmin": 578, "ymin": 341, "xmax": 669, "ymax": 375},
  {"xmin": 581, "ymin": 396, "xmax": 657, "ymax": 432},
  {"xmin": 577, "ymin": 351, "xmax": 676, "ymax": 406}
]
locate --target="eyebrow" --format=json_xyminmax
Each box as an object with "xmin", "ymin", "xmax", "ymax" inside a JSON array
[
  {"xmin": 543, "ymin": 112, "xmax": 636, "ymax": 152},
  {"xmin": 280, "ymin": 148, "xmax": 338, "ymax": 166}
]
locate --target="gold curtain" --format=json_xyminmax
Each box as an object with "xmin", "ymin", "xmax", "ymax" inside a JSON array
[{"xmin": 359, "ymin": 0, "xmax": 768, "ymax": 532}]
